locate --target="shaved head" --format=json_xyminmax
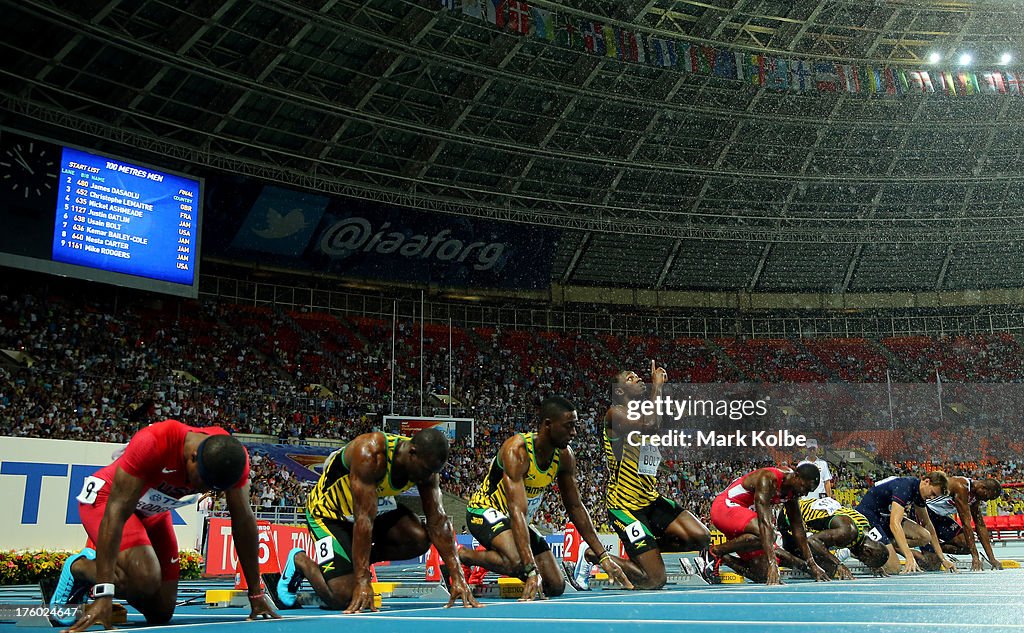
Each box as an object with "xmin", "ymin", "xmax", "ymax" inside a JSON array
[{"xmin": 411, "ymin": 428, "xmax": 450, "ymax": 466}]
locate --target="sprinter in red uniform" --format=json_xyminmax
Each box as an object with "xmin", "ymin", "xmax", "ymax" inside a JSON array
[
  {"xmin": 47, "ymin": 420, "xmax": 278, "ymax": 629},
  {"xmin": 703, "ymin": 464, "xmax": 829, "ymax": 585}
]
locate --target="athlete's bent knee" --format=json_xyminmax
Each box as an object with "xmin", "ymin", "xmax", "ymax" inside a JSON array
[
  {"xmin": 639, "ymin": 569, "xmax": 667, "ymax": 589},
  {"xmin": 142, "ymin": 607, "xmax": 174, "ymax": 625},
  {"xmin": 545, "ymin": 577, "xmax": 566, "ymax": 597}
]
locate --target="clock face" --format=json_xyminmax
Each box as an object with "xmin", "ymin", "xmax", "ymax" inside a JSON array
[{"xmin": 0, "ymin": 134, "xmax": 59, "ymax": 202}]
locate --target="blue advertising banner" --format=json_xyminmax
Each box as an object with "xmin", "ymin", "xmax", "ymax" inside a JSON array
[{"xmin": 225, "ymin": 186, "xmax": 559, "ymax": 289}]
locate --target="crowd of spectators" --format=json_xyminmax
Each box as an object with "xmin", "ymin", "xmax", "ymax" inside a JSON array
[{"xmin": 4, "ymin": 285, "xmax": 1024, "ymax": 529}]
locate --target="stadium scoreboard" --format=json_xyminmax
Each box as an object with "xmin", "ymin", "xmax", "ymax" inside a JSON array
[{"xmin": 0, "ymin": 130, "xmax": 203, "ymax": 298}]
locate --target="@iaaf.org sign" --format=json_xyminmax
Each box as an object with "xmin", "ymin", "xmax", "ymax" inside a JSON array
[{"xmin": 318, "ymin": 217, "xmax": 506, "ymax": 271}]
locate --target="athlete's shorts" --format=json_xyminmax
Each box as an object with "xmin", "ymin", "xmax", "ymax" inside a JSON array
[
  {"xmin": 710, "ymin": 495, "xmax": 758, "ymax": 539},
  {"xmin": 930, "ymin": 514, "xmax": 964, "ymax": 543},
  {"xmin": 857, "ymin": 509, "xmax": 895, "ymax": 545},
  {"xmin": 465, "ymin": 507, "xmax": 550, "ymax": 556},
  {"xmin": 78, "ymin": 482, "xmax": 180, "ymax": 582},
  {"xmin": 305, "ymin": 504, "xmax": 419, "ymax": 581},
  {"xmin": 608, "ymin": 496, "xmax": 684, "ymax": 558}
]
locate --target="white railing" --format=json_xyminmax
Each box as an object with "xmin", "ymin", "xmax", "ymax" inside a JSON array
[{"xmin": 200, "ymin": 274, "xmax": 1024, "ymax": 339}]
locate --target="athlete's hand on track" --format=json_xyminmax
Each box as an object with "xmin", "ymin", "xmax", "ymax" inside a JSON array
[
  {"xmin": 446, "ymin": 579, "xmax": 483, "ymax": 608},
  {"xmin": 901, "ymin": 557, "xmax": 922, "ymax": 574},
  {"xmin": 66, "ymin": 597, "xmax": 114, "ymax": 632},
  {"xmin": 989, "ymin": 558, "xmax": 1003, "ymax": 570},
  {"xmin": 971, "ymin": 557, "xmax": 984, "ymax": 572},
  {"xmin": 246, "ymin": 594, "xmax": 281, "ymax": 620},
  {"xmin": 765, "ymin": 562, "xmax": 783, "ymax": 586},
  {"xmin": 599, "ymin": 557, "xmax": 634, "ymax": 590},
  {"xmin": 940, "ymin": 557, "xmax": 958, "ymax": 574},
  {"xmin": 835, "ymin": 564, "xmax": 855, "ymax": 581},
  {"xmin": 650, "ymin": 360, "xmax": 668, "ymax": 386},
  {"xmin": 871, "ymin": 566, "xmax": 890, "ymax": 578},
  {"xmin": 807, "ymin": 561, "xmax": 830, "ymax": 582},
  {"xmin": 344, "ymin": 580, "xmax": 379, "ymax": 614},
  {"xmin": 518, "ymin": 574, "xmax": 546, "ymax": 602}
]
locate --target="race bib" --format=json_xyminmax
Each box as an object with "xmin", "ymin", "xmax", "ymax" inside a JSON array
[
  {"xmin": 866, "ymin": 527, "xmax": 884, "ymax": 542},
  {"xmin": 314, "ymin": 535, "xmax": 335, "ymax": 564},
  {"xmin": 637, "ymin": 445, "xmax": 661, "ymax": 476},
  {"xmin": 76, "ymin": 476, "xmax": 106, "ymax": 505},
  {"xmin": 809, "ymin": 497, "xmax": 842, "ymax": 515},
  {"xmin": 135, "ymin": 488, "xmax": 197, "ymax": 517},
  {"xmin": 483, "ymin": 508, "xmax": 507, "ymax": 524},
  {"xmin": 624, "ymin": 520, "xmax": 647, "ymax": 544},
  {"xmin": 526, "ymin": 493, "xmax": 544, "ymax": 521}
]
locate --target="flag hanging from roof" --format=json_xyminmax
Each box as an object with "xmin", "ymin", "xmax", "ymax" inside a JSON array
[
  {"xmin": 938, "ymin": 71, "xmax": 957, "ymax": 95},
  {"xmin": 765, "ymin": 57, "xmax": 789, "ymax": 89},
  {"xmin": 506, "ymin": 1, "xmax": 529, "ymax": 34},
  {"xmin": 837, "ymin": 64, "xmax": 860, "ymax": 93},
  {"xmin": 897, "ymin": 69, "xmax": 910, "ymax": 94},
  {"xmin": 636, "ymin": 33, "xmax": 647, "ymax": 63},
  {"xmin": 603, "ymin": 25, "xmax": 618, "ymax": 58},
  {"xmin": 593, "ymin": 23, "xmax": 607, "ymax": 56},
  {"xmin": 985, "ymin": 71, "xmax": 1006, "ymax": 94},
  {"xmin": 555, "ymin": 14, "xmax": 581, "ymax": 50},
  {"xmin": 529, "ymin": 6, "xmax": 554, "ymax": 40},
  {"xmin": 790, "ymin": 60, "xmax": 813, "ymax": 91},
  {"xmin": 690, "ymin": 46, "xmax": 714, "ymax": 74},
  {"xmin": 1005, "ymin": 71, "xmax": 1021, "ymax": 95},
  {"xmin": 460, "ymin": 0, "xmax": 484, "ymax": 19},
  {"xmin": 712, "ymin": 49, "xmax": 737, "ymax": 79},
  {"xmin": 747, "ymin": 54, "xmax": 767, "ymax": 85},
  {"xmin": 883, "ymin": 67, "xmax": 900, "ymax": 95},
  {"xmin": 581, "ymin": 21, "xmax": 597, "ymax": 53},
  {"xmin": 446, "ymin": 5, "xmax": 1023, "ymax": 100},
  {"xmin": 955, "ymin": 71, "xmax": 979, "ymax": 95},
  {"xmin": 813, "ymin": 61, "xmax": 839, "ymax": 92},
  {"xmin": 485, "ymin": 0, "xmax": 506, "ymax": 27},
  {"xmin": 650, "ymin": 38, "xmax": 676, "ymax": 68}
]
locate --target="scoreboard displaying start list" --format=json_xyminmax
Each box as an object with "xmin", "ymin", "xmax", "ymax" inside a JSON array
[
  {"xmin": 0, "ymin": 130, "xmax": 203, "ymax": 298},
  {"xmin": 53, "ymin": 147, "xmax": 199, "ymax": 286}
]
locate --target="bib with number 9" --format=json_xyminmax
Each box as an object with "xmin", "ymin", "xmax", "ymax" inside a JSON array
[{"xmin": 76, "ymin": 476, "xmax": 105, "ymax": 505}]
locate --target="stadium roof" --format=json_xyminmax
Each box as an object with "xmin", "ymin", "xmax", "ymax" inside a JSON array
[{"xmin": 3, "ymin": 0, "xmax": 1024, "ymax": 292}]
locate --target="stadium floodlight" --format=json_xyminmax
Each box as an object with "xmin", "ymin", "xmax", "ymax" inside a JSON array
[
  {"xmin": 928, "ymin": 52, "xmax": 941, "ymax": 64},
  {"xmin": 959, "ymin": 53, "xmax": 973, "ymax": 65},
  {"xmin": 999, "ymin": 52, "xmax": 1013, "ymax": 65}
]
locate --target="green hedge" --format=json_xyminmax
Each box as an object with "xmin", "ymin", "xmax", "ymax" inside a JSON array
[{"xmin": 1, "ymin": 550, "xmax": 205, "ymax": 585}]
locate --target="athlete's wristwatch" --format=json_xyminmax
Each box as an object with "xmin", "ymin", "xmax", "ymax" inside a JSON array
[
  {"xmin": 91, "ymin": 583, "xmax": 115, "ymax": 599},
  {"xmin": 523, "ymin": 563, "xmax": 538, "ymax": 578}
]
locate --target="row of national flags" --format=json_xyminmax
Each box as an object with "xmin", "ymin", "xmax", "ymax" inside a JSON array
[{"xmin": 439, "ymin": 0, "xmax": 1023, "ymax": 96}]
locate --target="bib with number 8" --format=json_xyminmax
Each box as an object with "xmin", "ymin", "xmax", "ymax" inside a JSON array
[{"xmin": 315, "ymin": 535, "xmax": 335, "ymax": 565}]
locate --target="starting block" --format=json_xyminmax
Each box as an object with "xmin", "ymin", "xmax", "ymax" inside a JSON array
[
  {"xmin": 473, "ymin": 577, "xmax": 525, "ymax": 599},
  {"xmin": 207, "ymin": 582, "xmax": 382, "ymax": 610}
]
